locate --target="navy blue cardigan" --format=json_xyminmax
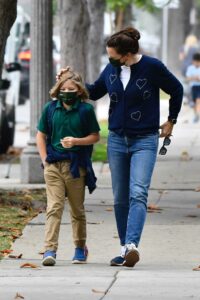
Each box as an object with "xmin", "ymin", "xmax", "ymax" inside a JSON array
[{"xmin": 86, "ymin": 55, "xmax": 183, "ymax": 137}]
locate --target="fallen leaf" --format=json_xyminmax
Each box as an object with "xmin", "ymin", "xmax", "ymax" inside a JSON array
[
  {"xmin": 23, "ymin": 194, "xmax": 33, "ymax": 201},
  {"xmin": 8, "ymin": 253, "xmax": 23, "ymax": 259},
  {"xmin": 87, "ymin": 221, "xmax": 102, "ymax": 225},
  {"xmin": 22, "ymin": 189, "xmax": 31, "ymax": 195},
  {"xmin": 105, "ymin": 207, "xmax": 113, "ymax": 212},
  {"xmin": 7, "ymin": 147, "xmax": 22, "ymax": 156},
  {"xmin": 195, "ymin": 187, "xmax": 200, "ymax": 192},
  {"xmin": 0, "ymin": 234, "xmax": 7, "ymax": 237},
  {"xmin": 193, "ymin": 265, "xmax": 200, "ymax": 271},
  {"xmin": 147, "ymin": 204, "xmax": 162, "ymax": 212},
  {"xmin": 197, "ymin": 204, "xmax": 200, "ymax": 208},
  {"xmin": 18, "ymin": 211, "xmax": 28, "ymax": 217},
  {"xmin": 0, "ymin": 249, "xmax": 13, "ymax": 254},
  {"xmin": 14, "ymin": 292, "xmax": 25, "ymax": 299},
  {"xmin": 11, "ymin": 235, "xmax": 20, "ymax": 240},
  {"xmin": 20, "ymin": 263, "xmax": 39, "ymax": 269},
  {"xmin": 158, "ymin": 190, "xmax": 168, "ymax": 195},
  {"xmin": 0, "ymin": 226, "xmax": 12, "ymax": 231},
  {"xmin": 12, "ymin": 228, "xmax": 22, "ymax": 232},
  {"xmin": 113, "ymin": 235, "xmax": 119, "ymax": 239},
  {"xmin": 8, "ymin": 191, "xmax": 17, "ymax": 196},
  {"xmin": 180, "ymin": 151, "xmax": 191, "ymax": 161},
  {"xmin": 31, "ymin": 213, "xmax": 39, "ymax": 218},
  {"xmin": 92, "ymin": 289, "xmax": 106, "ymax": 294}
]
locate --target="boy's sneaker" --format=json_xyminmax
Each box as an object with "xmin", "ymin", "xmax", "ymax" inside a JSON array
[
  {"xmin": 110, "ymin": 245, "xmax": 126, "ymax": 266},
  {"xmin": 72, "ymin": 246, "xmax": 88, "ymax": 264},
  {"xmin": 124, "ymin": 243, "xmax": 140, "ymax": 268},
  {"xmin": 42, "ymin": 250, "xmax": 56, "ymax": 266}
]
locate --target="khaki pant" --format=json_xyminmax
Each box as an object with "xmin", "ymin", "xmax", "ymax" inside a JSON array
[{"xmin": 43, "ymin": 160, "xmax": 86, "ymax": 252}]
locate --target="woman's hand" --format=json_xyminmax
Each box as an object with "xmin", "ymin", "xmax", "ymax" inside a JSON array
[
  {"xmin": 56, "ymin": 66, "xmax": 73, "ymax": 81},
  {"xmin": 159, "ymin": 121, "xmax": 174, "ymax": 138},
  {"xmin": 60, "ymin": 136, "xmax": 78, "ymax": 148}
]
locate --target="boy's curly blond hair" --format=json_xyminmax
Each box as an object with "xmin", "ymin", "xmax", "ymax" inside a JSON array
[{"xmin": 49, "ymin": 67, "xmax": 89, "ymax": 100}]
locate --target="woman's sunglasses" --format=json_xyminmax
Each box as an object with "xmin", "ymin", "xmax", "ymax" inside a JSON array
[{"xmin": 159, "ymin": 136, "xmax": 171, "ymax": 155}]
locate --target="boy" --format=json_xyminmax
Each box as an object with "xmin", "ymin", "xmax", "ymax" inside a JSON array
[
  {"xmin": 36, "ymin": 67, "xmax": 100, "ymax": 266},
  {"xmin": 186, "ymin": 53, "xmax": 200, "ymax": 123}
]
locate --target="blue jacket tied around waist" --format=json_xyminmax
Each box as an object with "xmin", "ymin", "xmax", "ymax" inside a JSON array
[{"xmin": 45, "ymin": 100, "xmax": 97, "ymax": 194}]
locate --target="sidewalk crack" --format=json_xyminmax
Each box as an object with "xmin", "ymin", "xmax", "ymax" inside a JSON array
[
  {"xmin": 99, "ymin": 270, "xmax": 119, "ymax": 300},
  {"xmin": 154, "ymin": 190, "xmax": 165, "ymax": 206}
]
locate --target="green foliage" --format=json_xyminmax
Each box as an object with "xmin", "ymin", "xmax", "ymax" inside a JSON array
[
  {"xmin": 52, "ymin": 0, "xmax": 57, "ymax": 15},
  {"xmin": 106, "ymin": 0, "xmax": 157, "ymax": 12},
  {"xmin": 195, "ymin": 0, "xmax": 200, "ymax": 9},
  {"xmin": 92, "ymin": 120, "xmax": 108, "ymax": 162},
  {"xmin": 92, "ymin": 143, "xmax": 107, "ymax": 162},
  {"xmin": 98, "ymin": 120, "xmax": 108, "ymax": 138}
]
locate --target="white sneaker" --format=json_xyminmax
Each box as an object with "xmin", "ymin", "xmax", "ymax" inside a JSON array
[{"xmin": 124, "ymin": 243, "xmax": 140, "ymax": 267}]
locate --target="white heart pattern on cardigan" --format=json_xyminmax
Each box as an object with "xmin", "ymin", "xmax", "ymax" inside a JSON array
[
  {"xmin": 136, "ymin": 78, "xmax": 147, "ymax": 89},
  {"xmin": 131, "ymin": 111, "xmax": 141, "ymax": 121},
  {"xmin": 109, "ymin": 74, "xmax": 117, "ymax": 84}
]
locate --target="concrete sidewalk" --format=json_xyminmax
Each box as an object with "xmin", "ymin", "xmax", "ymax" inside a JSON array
[
  {"xmin": 0, "ymin": 102, "xmax": 200, "ymax": 299},
  {"xmin": 0, "ymin": 188, "xmax": 200, "ymax": 300}
]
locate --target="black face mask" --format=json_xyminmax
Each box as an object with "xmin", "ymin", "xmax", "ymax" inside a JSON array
[
  {"xmin": 57, "ymin": 91, "xmax": 79, "ymax": 106},
  {"xmin": 109, "ymin": 57, "xmax": 125, "ymax": 67}
]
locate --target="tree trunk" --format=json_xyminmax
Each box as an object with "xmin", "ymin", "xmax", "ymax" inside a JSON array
[
  {"xmin": 193, "ymin": 0, "xmax": 200, "ymax": 37},
  {"xmin": 123, "ymin": 4, "xmax": 133, "ymax": 28},
  {"xmin": 58, "ymin": 0, "xmax": 90, "ymax": 79},
  {"xmin": 114, "ymin": 4, "xmax": 133, "ymax": 32},
  {"xmin": 0, "ymin": 0, "xmax": 17, "ymax": 77},
  {"xmin": 181, "ymin": 0, "xmax": 194, "ymax": 37},
  {"xmin": 167, "ymin": 1, "xmax": 198, "ymax": 74},
  {"xmin": 87, "ymin": 0, "xmax": 105, "ymax": 82},
  {"xmin": 115, "ymin": 8, "xmax": 125, "ymax": 32},
  {"xmin": 167, "ymin": 7, "xmax": 186, "ymax": 74}
]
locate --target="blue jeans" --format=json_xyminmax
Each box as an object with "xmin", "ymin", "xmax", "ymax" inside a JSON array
[{"xmin": 107, "ymin": 131, "xmax": 159, "ymax": 247}]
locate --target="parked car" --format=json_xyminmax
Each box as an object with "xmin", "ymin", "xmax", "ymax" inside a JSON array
[
  {"xmin": 17, "ymin": 35, "xmax": 60, "ymax": 104},
  {"xmin": 18, "ymin": 48, "xmax": 30, "ymax": 104},
  {"xmin": 0, "ymin": 63, "xmax": 21, "ymax": 154}
]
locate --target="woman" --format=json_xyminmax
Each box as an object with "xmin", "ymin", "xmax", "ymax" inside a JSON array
[
  {"xmin": 36, "ymin": 68, "xmax": 100, "ymax": 266},
  {"xmin": 179, "ymin": 34, "xmax": 199, "ymax": 77},
  {"xmin": 58, "ymin": 27, "xmax": 183, "ymax": 268}
]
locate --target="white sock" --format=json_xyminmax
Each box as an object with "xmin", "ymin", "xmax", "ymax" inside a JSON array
[{"xmin": 120, "ymin": 245, "xmax": 126, "ymax": 257}]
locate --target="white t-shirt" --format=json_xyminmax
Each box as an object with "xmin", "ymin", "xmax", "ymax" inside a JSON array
[
  {"xmin": 120, "ymin": 65, "xmax": 131, "ymax": 89},
  {"xmin": 186, "ymin": 64, "xmax": 200, "ymax": 87}
]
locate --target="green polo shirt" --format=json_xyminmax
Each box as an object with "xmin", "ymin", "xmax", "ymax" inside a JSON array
[{"xmin": 37, "ymin": 99, "xmax": 100, "ymax": 152}]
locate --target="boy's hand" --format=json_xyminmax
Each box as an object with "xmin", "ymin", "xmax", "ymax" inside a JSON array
[
  {"xmin": 42, "ymin": 156, "xmax": 47, "ymax": 166},
  {"xmin": 60, "ymin": 137, "xmax": 78, "ymax": 148},
  {"xmin": 159, "ymin": 121, "xmax": 174, "ymax": 137}
]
